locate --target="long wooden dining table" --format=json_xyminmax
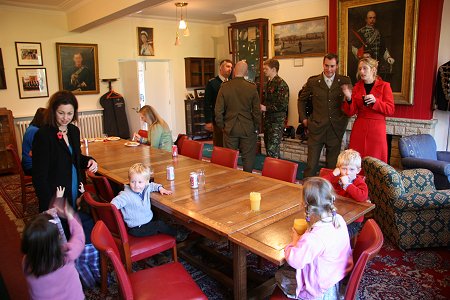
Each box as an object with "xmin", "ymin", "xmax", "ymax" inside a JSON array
[{"xmin": 83, "ymin": 140, "xmax": 375, "ymax": 300}]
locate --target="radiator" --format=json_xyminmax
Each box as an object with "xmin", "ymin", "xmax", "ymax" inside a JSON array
[{"xmin": 15, "ymin": 113, "xmax": 104, "ymax": 141}]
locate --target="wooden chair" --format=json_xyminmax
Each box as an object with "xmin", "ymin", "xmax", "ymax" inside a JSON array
[
  {"xmin": 86, "ymin": 171, "xmax": 115, "ymax": 202},
  {"xmin": 210, "ymin": 146, "xmax": 239, "ymax": 169},
  {"xmin": 262, "ymin": 157, "xmax": 298, "ymax": 183},
  {"xmin": 6, "ymin": 144, "xmax": 34, "ymax": 214},
  {"xmin": 91, "ymin": 221, "xmax": 207, "ymax": 300},
  {"xmin": 270, "ymin": 219, "xmax": 383, "ymax": 300},
  {"xmin": 180, "ymin": 139, "xmax": 204, "ymax": 160},
  {"xmin": 83, "ymin": 192, "xmax": 177, "ymax": 293}
]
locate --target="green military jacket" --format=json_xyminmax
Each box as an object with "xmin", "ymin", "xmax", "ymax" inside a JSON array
[{"xmin": 298, "ymin": 73, "xmax": 351, "ymax": 140}]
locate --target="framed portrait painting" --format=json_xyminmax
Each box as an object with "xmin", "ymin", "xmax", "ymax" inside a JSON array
[
  {"xmin": 0, "ymin": 49, "xmax": 6, "ymax": 89},
  {"xmin": 56, "ymin": 43, "xmax": 99, "ymax": 95},
  {"xmin": 272, "ymin": 16, "xmax": 328, "ymax": 59},
  {"xmin": 16, "ymin": 68, "xmax": 48, "ymax": 99},
  {"xmin": 338, "ymin": 0, "xmax": 419, "ymax": 105},
  {"xmin": 137, "ymin": 27, "xmax": 154, "ymax": 56},
  {"xmin": 15, "ymin": 42, "xmax": 43, "ymax": 66}
]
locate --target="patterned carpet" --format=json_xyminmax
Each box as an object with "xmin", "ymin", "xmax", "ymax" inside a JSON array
[{"xmin": 1, "ymin": 174, "xmax": 449, "ymax": 299}]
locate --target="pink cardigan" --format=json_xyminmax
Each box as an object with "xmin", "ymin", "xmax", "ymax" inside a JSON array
[
  {"xmin": 285, "ymin": 214, "xmax": 353, "ymax": 299},
  {"xmin": 24, "ymin": 217, "xmax": 85, "ymax": 300}
]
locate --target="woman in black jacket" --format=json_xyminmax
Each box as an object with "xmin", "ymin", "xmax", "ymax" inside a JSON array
[{"xmin": 32, "ymin": 90, "xmax": 98, "ymax": 213}]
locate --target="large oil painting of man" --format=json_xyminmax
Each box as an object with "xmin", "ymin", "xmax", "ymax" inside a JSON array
[
  {"xmin": 339, "ymin": 0, "xmax": 419, "ymax": 105},
  {"xmin": 56, "ymin": 43, "xmax": 99, "ymax": 95}
]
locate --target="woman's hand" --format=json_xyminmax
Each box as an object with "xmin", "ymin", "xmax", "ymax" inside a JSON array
[
  {"xmin": 87, "ymin": 159, "xmax": 98, "ymax": 173},
  {"xmin": 341, "ymin": 84, "xmax": 352, "ymax": 100},
  {"xmin": 364, "ymin": 94, "xmax": 377, "ymax": 105},
  {"xmin": 56, "ymin": 186, "xmax": 65, "ymax": 198}
]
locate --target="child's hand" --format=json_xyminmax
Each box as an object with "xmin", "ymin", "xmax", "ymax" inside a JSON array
[
  {"xmin": 332, "ymin": 168, "xmax": 341, "ymax": 176},
  {"xmin": 340, "ymin": 175, "xmax": 350, "ymax": 186},
  {"xmin": 159, "ymin": 187, "xmax": 172, "ymax": 195},
  {"xmin": 79, "ymin": 182, "xmax": 85, "ymax": 193},
  {"xmin": 291, "ymin": 227, "xmax": 300, "ymax": 245},
  {"xmin": 56, "ymin": 186, "xmax": 65, "ymax": 198}
]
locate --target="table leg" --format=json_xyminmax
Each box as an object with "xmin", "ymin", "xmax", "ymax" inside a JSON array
[{"xmin": 233, "ymin": 242, "xmax": 247, "ymax": 300}]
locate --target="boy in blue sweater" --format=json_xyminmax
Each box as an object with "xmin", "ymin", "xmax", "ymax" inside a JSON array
[{"xmin": 111, "ymin": 163, "xmax": 175, "ymax": 237}]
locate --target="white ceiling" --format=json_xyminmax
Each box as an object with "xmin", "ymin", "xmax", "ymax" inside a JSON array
[{"xmin": 0, "ymin": 0, "xmax": 286, "ymax": 22}]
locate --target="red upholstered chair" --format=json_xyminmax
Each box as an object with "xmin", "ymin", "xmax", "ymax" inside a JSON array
[
  {"xmin": 83, "ymin": 192, "xmax": 177, "ymax": 293},
  {"xmin": 344, "ymin": 219, "xmax": 383, "ymax": 300},
  {"xmin": 138, "ymin": 129, "xmax": 148, "ymax": 139},
  {"xmin": 180, "ymin": 139, "xmax": 204, "ymax": 160},
  {"xmin": 262, "ymin": 157, "xmax": 298, "ymax": 183},
  {"xmin": 270, "ymin": 219, "xmax": 383, "ymax": 300},
  {"xmin": 6, "ymin": 144, "xmax": 34, "ymax": 214},
  {"xmin": 175, "ymin": 134, "xmax": 188, "ymax": 153},
  {"xmin": 210, "ymin": 146, "xmax": 239, "ymax": 169},
  {"xmin": 86, "ymin": 171, "xmax": 115, "ymax": 202},
  {"xmin": 91, "ymin": 221, "xmax": 207, "ymax": 300}
]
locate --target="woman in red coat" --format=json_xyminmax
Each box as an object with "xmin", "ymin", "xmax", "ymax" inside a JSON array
[{"xmin": 341, "ymin": 57, "xmax": 395, "ymax": 162}]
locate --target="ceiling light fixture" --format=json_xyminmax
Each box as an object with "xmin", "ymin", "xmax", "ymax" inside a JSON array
[{"xmin": 174, "ymin": 2, "xmax": 190, "ymax": 45}]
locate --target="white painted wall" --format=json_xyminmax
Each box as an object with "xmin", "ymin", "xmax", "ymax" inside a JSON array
[
  {"xmin": 234, "ymin": 0, "xmax": 329, "ymax": 127},
  {"xmin": 0, "ymin": 5, "xmax": 225, "ymax": 136},
  {"xmin": 433, "ymin": 0, "xmax": 450, "ymax": 150}
]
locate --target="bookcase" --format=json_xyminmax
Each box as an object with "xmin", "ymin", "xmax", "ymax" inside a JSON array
[
  {"xmin": 0, "ymin": 107, "xmax": 18, "ymax": 174},
  {"xmin": 184, "ymin": 100, "xmax": 211, "ymax": 139},
  {"xmin": 184, "ymin": 57, "xmax": 215, "ymax": 88}
]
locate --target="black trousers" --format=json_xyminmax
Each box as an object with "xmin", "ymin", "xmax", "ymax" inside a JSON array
[{"xmin": 128, "ymin": 219, "xmax": 176, "ymax": 237}]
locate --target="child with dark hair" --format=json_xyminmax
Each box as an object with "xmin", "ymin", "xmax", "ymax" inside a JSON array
[
  {"xmin": 275, "ymin": 177, "xmax": 353, "ymax": 300},
  {"xmin": 21, "ymin": 107, "xmax": 46, "ymax": 176},
  {"xmin": 22, "ymin": 186, "xmax": 85, "ymax": 300}
]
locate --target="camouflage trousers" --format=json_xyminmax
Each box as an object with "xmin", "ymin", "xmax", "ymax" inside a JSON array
[{"xmin": 264, "ymin": 116, "xmax": 285, "ymax": 158}]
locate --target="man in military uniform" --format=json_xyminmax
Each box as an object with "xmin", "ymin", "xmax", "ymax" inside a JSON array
[
  {"xmin": 215, "ymin": 61, "xmax": 261, "ymax": 173},
  {"xmin": 298, "ymin": 53, "xmax": 351, "ymax": 177},
  {"xmin": 261, "ymin": 58, "xmax": 289, "ymax": 158},
  {"xmin": 351, "ymin": 10, "xmax": 394, "ymax": 81},
  {"xmin": 66, "ymin": 52, "xmax": 93, "ymax": 91},
  {"xmin": 204, "ymin": 59, "xmax": 233, "ymax": 146}
]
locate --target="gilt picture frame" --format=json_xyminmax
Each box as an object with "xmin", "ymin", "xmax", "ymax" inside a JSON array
[{"xmin": 338, "ymin": 0, "xmax": 419, "ymax": 105}]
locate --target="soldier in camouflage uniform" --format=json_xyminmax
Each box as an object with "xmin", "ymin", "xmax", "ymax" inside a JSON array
[{"xmin": 261, "ymin": 59, "xmax": 289, "ymax": 158}]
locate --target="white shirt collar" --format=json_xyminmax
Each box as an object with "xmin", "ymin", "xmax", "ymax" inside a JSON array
[
  {"xmin": 219, "ymin": 74, "xmax": 227, "ymax": 82},
  {"xmin": 323, "ymin": 73, "xmax": 336, "ymax": 83}
]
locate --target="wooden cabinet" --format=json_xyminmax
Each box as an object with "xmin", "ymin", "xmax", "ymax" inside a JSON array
[
  {"xmin": 229, "ymin": 18, "xmax": 268, "ymax": 100},
  {"xmin": 0, "ymin": 107, "xmax": 18, "ymax": 174},
  {"xmin": 184, "ymin": 57, "xmax": 215, "ymax": 88},
  {"xmin": 184, "ymin": 100, "xmax": 211, "ymax": 139}
]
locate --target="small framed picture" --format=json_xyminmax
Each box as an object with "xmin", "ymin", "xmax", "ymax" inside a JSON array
[
  {"xmin": 186, "ymin": 92, "xmax": 195, "ymax": 100},
  {"xmin": 16, "ymin": 68, "xmax": 48, "ymax": 99},
  {"xmin": 137, "ymin": 27, "xmax": 154, "ymax": 56},
  {"xmin": 15, "ymin": 42, "xmax": 43, "ymax": 66},
  {"xmin": 56, "ymin": 43, "xmax": 99, "ymax": 95},
  {"xmin": 194, "ymin": 88, "xmax": 205, "ymax": 99}
]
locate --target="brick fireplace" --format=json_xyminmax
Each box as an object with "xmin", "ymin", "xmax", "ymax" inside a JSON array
[{"xmin": 260, "ymin": 117, "xmax": 437, "ymax": 170}]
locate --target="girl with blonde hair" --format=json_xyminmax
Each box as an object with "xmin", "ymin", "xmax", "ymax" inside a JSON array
[{"xmin": 133, "ymin": 105, "xmax": 173, "ymax": 152}]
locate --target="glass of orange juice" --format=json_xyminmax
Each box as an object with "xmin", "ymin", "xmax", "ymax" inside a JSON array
[
  {"xmin": 250, "ymin": 192, "xmax": 261, "ymax": 211},
  {"xmin": 293, "ymin": 219, "xmax": 308, "ymax": 235}
]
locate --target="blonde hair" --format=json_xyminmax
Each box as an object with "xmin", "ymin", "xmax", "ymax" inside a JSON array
[
  {"xmin": 356, "ymin": 57, "xmax": 378, "ymax": 80},
  {"xmin": 303, "ymin": 177, "xmax": 339, "ymax": 228},
  {"xmin": 128, "ymin": 163, "xmax": 151, "ymax": 181},
  {"xmin": 139, "ymin": 105, "xmax": 169, "ymax": 131},
  {"xmin": 337, "ymin": 149, "xmax": 362, "ymax": 168}
]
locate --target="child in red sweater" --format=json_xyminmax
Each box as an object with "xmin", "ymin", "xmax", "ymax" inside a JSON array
[{"xmin": 321, "ymin": 149, "xmax": 369, "ymax": 238}]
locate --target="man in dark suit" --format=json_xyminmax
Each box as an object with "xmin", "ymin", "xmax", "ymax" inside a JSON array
[
  {"xmin": 215, "ymin": 61, "xmax": 261, "ymax": 172},
  {"xmin": 298, "ymin": 53, "xmax": 352, "ymax": 177},
  {"xmin": 204, "ymin": 59, "xmax": 233, "ymax": 146}
]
